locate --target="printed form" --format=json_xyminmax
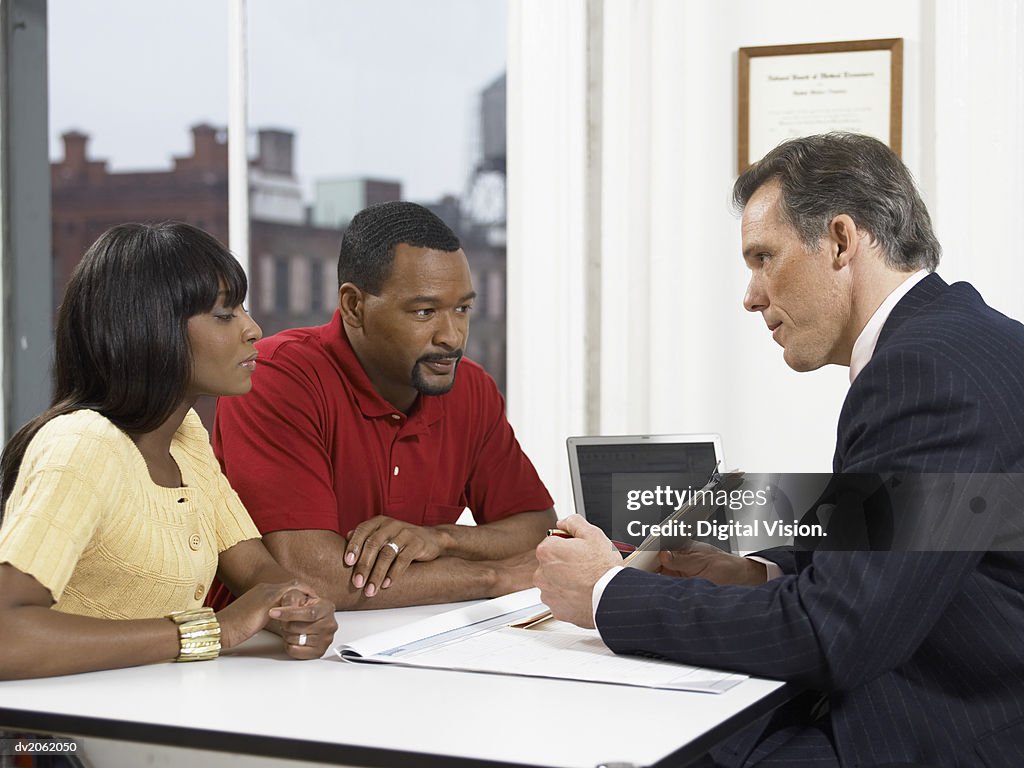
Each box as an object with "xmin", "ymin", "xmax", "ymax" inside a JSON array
[{"xmin": 333, "ymin": 588, "xmax": 745, "ymax": 694}]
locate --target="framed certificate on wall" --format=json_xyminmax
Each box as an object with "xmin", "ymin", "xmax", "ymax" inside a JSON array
[{"xmin": 738, "ymin": 38, "xmax": 903, "ymax": 173}]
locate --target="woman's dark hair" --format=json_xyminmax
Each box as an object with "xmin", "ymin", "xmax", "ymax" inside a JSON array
[{"xmin": 0, "ymin": 221, "xmax": 246, "ymax": 507}]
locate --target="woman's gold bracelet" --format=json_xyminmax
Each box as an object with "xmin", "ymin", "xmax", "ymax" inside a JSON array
[{"xmin": 167, "ymin": 607, "xmax": 221, "ymax": 662}]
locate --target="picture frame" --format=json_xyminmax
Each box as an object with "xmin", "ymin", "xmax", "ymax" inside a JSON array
[{"xmin": 738, "ymin": 38, "xmax": 903, "ymax": 173}]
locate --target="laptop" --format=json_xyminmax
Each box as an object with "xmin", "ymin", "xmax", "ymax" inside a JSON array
[{"xmin": 566, "ymin": 434, "xmax": 726, "ymax": 550}]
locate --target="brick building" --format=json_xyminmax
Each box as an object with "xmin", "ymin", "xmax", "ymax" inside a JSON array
[
  {"xmin": 51, "ymin": 124, "xmax": 346, "ymax": 337},
  {"xmin": 51, "ymin": 125, "xmax": 231, "ymax": 311},
  {"xmin": 50, "ymin": 122, "xmax": 508, "ymax": 426}
]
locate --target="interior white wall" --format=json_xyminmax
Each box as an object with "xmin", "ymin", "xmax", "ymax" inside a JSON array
[
  {"xmin": 508, "ymin": 0, "xmax": 1024, "ymax": 513},
  {"xmin": 617, "ymin": 0, "xmax": 927, "ymax": 475},
  {"xmin": 926, "ymin": 0, "xmax": 1024, "ymax": 320}
]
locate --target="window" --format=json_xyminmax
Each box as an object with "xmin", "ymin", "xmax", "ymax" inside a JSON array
[
  {"xmin": 37, "ymin": 0, "xmax": 508, "ymax": 440},
  {"xmin": 273, "ymin": 256, "xmax": 290, "ymax": 313},
  {"xmin": 310, "ymin": 260, "xmax": 325, "ymax": 314},
  {"xmin": 246, "ymin": 0, "xmax": 507, "ymax": 389}
]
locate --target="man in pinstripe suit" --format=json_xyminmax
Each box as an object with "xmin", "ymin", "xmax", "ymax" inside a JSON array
[{"xmin": 535, "ymin": 134, "xmax": 1024, "ymax": 766}]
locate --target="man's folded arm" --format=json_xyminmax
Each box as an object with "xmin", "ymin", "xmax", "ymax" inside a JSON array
[
  {"xmin": 430, "ymin": 508, "xmax": 555, "ymax": 561},
  {"xmin": 263, "ymin": 529, "xmax": 535, "ymax": 609},
  {"xmin": 445, "ymin": 368, "xmax": 555, "ymax": 560}
]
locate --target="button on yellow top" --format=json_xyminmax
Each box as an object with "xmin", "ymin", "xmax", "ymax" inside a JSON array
[
  {"xmin": 188, "ymin": 533, "xmax": 201, "ymax": 551},
  {"xmin": 194, "ymin": 584, "xmax": 205, "ymax": 600}
]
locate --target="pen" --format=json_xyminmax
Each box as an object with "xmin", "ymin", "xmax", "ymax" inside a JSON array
[{"xmin": 547, "ymin": 528, "xmax": 635, "ymax": 554}]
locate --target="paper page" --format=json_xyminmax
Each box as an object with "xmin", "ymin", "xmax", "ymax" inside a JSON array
[
  {"xmin": 334, "ymin": 588, "xmax": 745, "ymax": 694},
  {"xmin": 336, "ymin": 588, "xmax": 545, "ymax": 657}
]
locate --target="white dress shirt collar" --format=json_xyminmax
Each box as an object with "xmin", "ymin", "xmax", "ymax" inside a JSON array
[{"xmin": 849, "ymin": 269, "xmax": 930, "ymax": 383}]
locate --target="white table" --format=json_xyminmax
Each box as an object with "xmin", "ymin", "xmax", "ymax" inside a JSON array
[{"xmin": 0, "ymin": 602, "xmax": 791, "ymax": 768}]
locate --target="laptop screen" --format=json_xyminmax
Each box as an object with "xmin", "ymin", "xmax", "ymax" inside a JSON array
[{"xmin": 568, "ymin": 435, "xmax": 722, "ymax": 548}]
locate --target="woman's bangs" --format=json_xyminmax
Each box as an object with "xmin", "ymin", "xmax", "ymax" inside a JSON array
[{"xmin": 171, "ymin": 227, "xmax": 248, "ymax": 314}]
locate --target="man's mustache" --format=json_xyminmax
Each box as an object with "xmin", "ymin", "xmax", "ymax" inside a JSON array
[{"xmin": 417, "ymin": 350, "xmax": 464, "ymax": 364}]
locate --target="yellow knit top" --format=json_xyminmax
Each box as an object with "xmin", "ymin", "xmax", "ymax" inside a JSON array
[{"xmin": 0, "ymin": 408, "xmax": 260, "ymax": 619}]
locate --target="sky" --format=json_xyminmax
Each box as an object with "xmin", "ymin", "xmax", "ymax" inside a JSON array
[{"xmin": 47, "ymin": 0, "xmax": 507, "ymax": 203}]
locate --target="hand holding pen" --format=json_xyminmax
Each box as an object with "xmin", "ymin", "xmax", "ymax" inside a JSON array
[{"xmin": 534, "ymin": 515, "xmax": 625, "ymax": 629}]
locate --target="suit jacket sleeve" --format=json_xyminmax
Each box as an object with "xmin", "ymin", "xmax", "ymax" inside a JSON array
[
  {"xmin": 597, "ymin": 548, "xmax": 982, "ymax": 690},
  {"xmin": 597, "ymin": 341, "xmax": 1006, "ymax": 689}
]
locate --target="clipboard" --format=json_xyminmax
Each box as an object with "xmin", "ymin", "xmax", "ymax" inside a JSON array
[{"xmin": 511, "ymin": 469, "xmax": 745, "ymax": 630}]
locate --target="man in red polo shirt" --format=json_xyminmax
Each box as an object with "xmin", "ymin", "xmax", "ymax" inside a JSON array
[{"xmin": 211, "ymin": 202, "xmax": 555, "ymax": 610}]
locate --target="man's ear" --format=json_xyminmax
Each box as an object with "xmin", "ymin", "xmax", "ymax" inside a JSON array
[
  {"xmin": 338, "ymin": 283, "xmax": 365, "ymax": 327},
  {"xmin": 828, "ymin": 214, "xmax": 861, "ymax": 268}
]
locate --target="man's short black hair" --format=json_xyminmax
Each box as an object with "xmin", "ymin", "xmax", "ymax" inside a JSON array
[{"xmin": 337, "ymin": 201, "xmax": 462, "ymax": 293}]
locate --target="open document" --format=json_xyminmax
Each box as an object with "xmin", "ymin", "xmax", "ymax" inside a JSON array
[{"xmin": 333, "ymin": 588, "xmax": 745, "ymax": 694}]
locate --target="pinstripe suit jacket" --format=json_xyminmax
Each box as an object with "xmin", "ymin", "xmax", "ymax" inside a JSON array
[{"xmin": 596, "ymin": 275, "xmax": 1024, "ymax": 766}]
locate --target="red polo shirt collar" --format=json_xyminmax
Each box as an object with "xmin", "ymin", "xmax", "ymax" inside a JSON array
[{"xmin": 319, "ymin": 310, "xmax": 443, "ymax": 432}]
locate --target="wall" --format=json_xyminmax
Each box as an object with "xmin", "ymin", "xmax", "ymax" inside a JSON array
[
  {"xmin": 925, "ymin": 0, "xmax": 1024, "ymax": 319},
  {"xmin": 611, "ymin": 0, "xmax": 927, "ymax": 477},
  {"xmin": 508, "ymin": 0, "xmax": 1024, "ymax": 514}
]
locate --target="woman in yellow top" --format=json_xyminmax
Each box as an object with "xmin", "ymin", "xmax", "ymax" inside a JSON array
[{"xmin": 0, "ymin": 222, "xmax": 337, "ymax": 678}]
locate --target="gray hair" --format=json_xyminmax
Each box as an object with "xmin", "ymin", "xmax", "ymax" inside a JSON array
[{"xmin": 733, "ymin": 133, "xmax": 940, "ymax": 271}]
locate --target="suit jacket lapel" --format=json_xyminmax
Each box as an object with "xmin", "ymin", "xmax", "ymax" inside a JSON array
[{"xmin": 832, "ymin": 272, "xmax": 947, "ymax": 472}]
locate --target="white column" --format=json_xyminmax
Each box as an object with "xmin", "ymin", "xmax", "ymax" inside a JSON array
[
  {"xmin": 228, "ymin": 0, "xmax": 250, "ymax": 277},
  {"xmin": 506, "ymin": 0, "xmax": 589, "ymax": 513},
  {"xmin": 597, "ymin": 0, "xmax": 653, "ymax": 434},
  {"xmin": 0, "ymin": 2, "xmax": 7, "ymax": 440}
]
